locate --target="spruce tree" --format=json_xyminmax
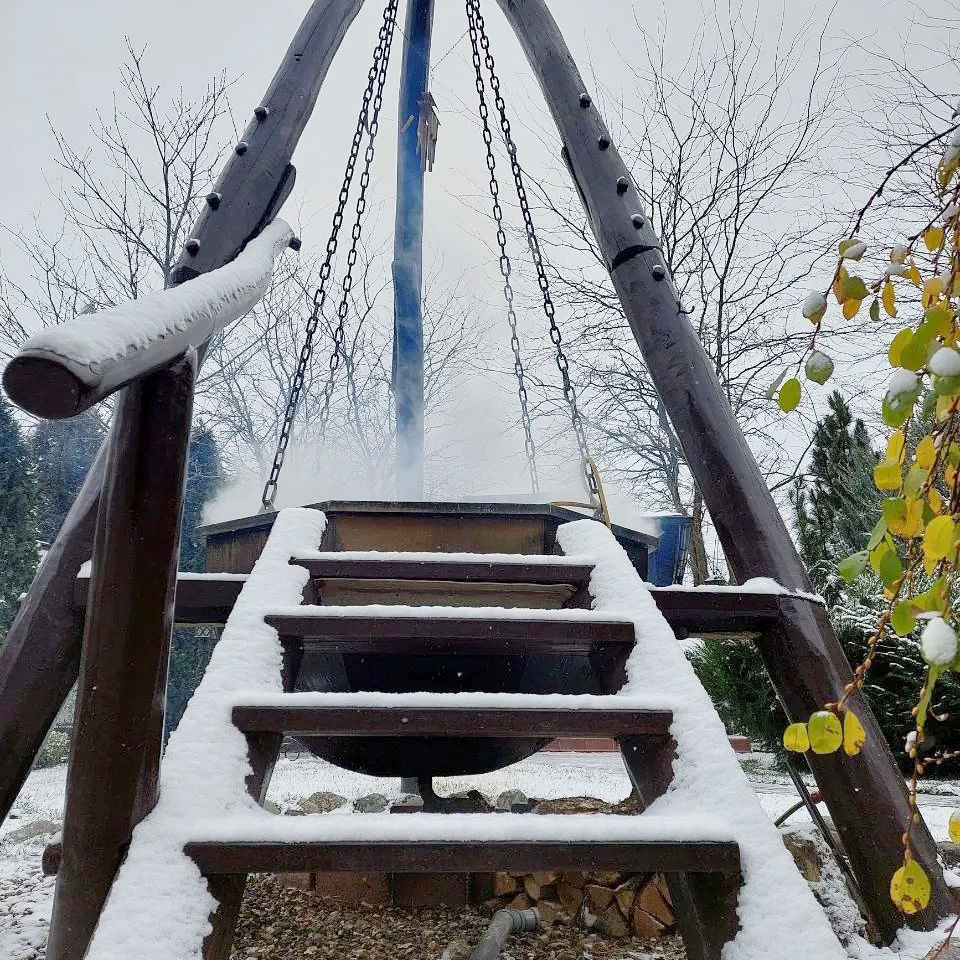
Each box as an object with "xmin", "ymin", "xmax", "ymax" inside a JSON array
[
  {"xmin": 166, "ymin": 425, "xmax": 225, "ymax": 734},
  {"xmin": 791, "ymin": 391, "xmax": 881, "ymax": 605},
  {"xmin": 0, "ymin": 398, "xmax": 39, "ymax": 638},
  {"xmin": 31, "ymin": 411, "xmax": 105, "ymax": 546}
]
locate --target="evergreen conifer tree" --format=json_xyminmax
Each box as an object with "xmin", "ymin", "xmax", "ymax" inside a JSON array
[
  {"xmin": 166, "ymin": 425, "xmax": 225, "ymax": 734},
  {"xmin": 0, "ymin": 398, "xmax": 39, "ymax": 638},
  {"xmin": 31, "ymin": 411, "xmax": 105, "ymax": 546}
]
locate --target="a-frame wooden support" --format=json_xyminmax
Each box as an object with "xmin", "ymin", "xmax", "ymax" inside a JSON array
[
  {"xmin": 492, "ymin": 0, "xmax": 950, "ymax": 936},
  {"xmin": 0, "ymin": 0, "xmax": 950, "ymax": 947}
]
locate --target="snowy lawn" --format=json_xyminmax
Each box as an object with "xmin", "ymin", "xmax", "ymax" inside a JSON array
[{"xmin": 5, "ymin": 752, "xmax": 960, "ymax": 960}]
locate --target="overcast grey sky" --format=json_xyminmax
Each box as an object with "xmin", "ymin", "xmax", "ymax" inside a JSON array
[
  {"xmin": 0, "ymin": 0, "xmax": 922, "ymax": 268},
  {"xmin": 0, "ymin": 0, "xmax": 945, "ymax": 515}
]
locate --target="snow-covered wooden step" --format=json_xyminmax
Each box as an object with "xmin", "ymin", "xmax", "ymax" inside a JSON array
[
  {"xmin": 230, "ymin": 692, "xmax": 672, "ymax": 739},
  {"xmin": 291, "ymin": 550, "xmax": 594, "ymax": 610},
  {"xmin": 182, "ymin": 812, "xmax": 741, "ymax": 876},
  {"xmin": 291, "ymin": 550, "xmax": 593, "ymax": 584},
  {"xmin": 264, "ymin": 605, "xmax": 635, "ymax": 657}
]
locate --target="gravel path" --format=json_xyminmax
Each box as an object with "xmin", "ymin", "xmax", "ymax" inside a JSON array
[{"xmin": 230, "ymin": 875, "xmax": 686, "ymax": 960}]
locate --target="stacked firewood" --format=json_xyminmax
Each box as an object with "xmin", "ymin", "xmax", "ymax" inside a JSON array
[{"xmin": 478, "ymin": 870, "xmax": 676, "ymax": 938}]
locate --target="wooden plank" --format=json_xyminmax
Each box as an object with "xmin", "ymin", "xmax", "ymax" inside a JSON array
[
  {"xmin": 75, "ymin": 573, "xmax": 246, "ymax": 625},
  {"xmin": 492, "ymin": 0, "xmax": 951, "ymax": 936},
  {"xmin": 186, "ymin": 840, "xmax": 741, "ymax": 876},
  {"xmin": 267, "ymin": 612, "xmax": 635, "ymax": 656},
  {"xmin": 648, "ymin": 588, "xmax": 782, "ymax": 636},
  {"xmin": 231, "ymin": 705, "xmax": 673, "ymax": 737},
  {"xmin": 291, "ymin": 556, "xmax": 593, "ymax": 585},
  {"xmin": 46, "ymin": 354, "xmax": 196, "ymax": 960}
]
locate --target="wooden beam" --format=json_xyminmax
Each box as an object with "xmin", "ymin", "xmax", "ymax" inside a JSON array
[
  {"xmin": 169, "ymin": 0, "xmax": 369, "ymax": 285},
  {"xmin": 492, "ymin": 0, "xmax": 951, "ymax": 935},
  {"xmin": 75, "ymin": 572, "xmax": 246, "ymax": 625},
  {"xmin": 291, "ymin": 556, "xmax": 593, "ymax": 585},
  {"xmin": 267, "ymin": 611, "xmax": 635, "ymax": 654},
  {"xmin": 186, "ymin": 839, "xmax": 742, "ymax": 875},
  {"xmin": 46, "ymin": 354, "xmax": 196, "ymax": 960},
  {"xmin": 0, "ymin": 0, "xmax": 367, "ymax": 827},
  {"xmin": 231, "ymin": 704, "xmax": 674, "ymax": 737}
]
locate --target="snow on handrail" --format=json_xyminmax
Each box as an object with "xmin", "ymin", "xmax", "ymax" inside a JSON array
[{"xmin": 2, "ymin": 219, "xmax": 296, "ymax": 419}]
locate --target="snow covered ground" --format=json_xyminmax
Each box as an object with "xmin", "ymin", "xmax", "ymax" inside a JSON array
[{"xmin": 3, "ymin": 752, "xmax": 960, "ymax": 960}]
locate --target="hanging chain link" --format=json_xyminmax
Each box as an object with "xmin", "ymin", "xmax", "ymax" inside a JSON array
[
  {"xmin": 465, "ymin": 0, "xmax": 539, "ymax": 493},
  {"xmin": 466, "ymin": 0, "xmax": 600, "ymax": 503},
  {"xmin": 261, "ymin": 0, "xmax": 399, "ymax": 511}
]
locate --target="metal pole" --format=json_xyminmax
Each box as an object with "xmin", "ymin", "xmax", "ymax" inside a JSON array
[{"xmin": 392, "ymin": 0, "xmax": 435, "ymax": 499}]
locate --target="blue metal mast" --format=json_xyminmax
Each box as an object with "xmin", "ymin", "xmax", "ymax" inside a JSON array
[{"xmin": 392, "ymin": 0, "xmax": 435, "ymax": 499}]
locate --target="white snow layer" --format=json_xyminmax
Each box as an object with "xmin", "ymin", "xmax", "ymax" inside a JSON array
[
  {"xmin": 555, "ymin": 520, "xmax": 846, "ymax": 960},
  {"xmin": 18, "ymin": 219, "xmax": 294, "ymax": 377},
  {"xmin": 921, "ymin": 617, "xmax": 958, "ymax": 666},
  {"xmin": 929, "ymin": 347, "xmax": 960, "ymax": 378},
  {"xmin": 85, "ymin": 507, "xmax": 326, "ymax": 960}
]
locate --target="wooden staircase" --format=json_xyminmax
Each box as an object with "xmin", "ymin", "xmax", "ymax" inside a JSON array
[
  {"xmin": 54, "ymin": 507, "xmax": 849, "ymax": 960},
  {"xmin": 174, "ymin": 528, "xmax": 742, "ymax": 960}
]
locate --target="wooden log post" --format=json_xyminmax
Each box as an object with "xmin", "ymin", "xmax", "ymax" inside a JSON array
[
  {"xmin": 0, "ymin": 0, "xmax": 368, "ymax": 827},
  {"xmin": 492, "ymin": 0, "xmax": 951, "ymax": 937},
  {"xmin": 45, "ymin": 353, "xmax": 197, "ymax": 960}
]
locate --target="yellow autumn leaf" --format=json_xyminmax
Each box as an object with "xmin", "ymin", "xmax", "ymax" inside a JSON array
[
  {"xmin": 924, "ymin": 226, "xmax": 945, "ymax": 252},
  {"xmin": 808, "ymin": 710, "xmax": 843, "ymax": 754},
  {"xmin": 874, "ymin": 459, "xmax": 902, "ymax": 491},
  {"xmin": 906, "ymin": 262, "xmax": 922, "ymax": 287},
  {"xmin": 833, "ymin": 265, "xmax": 850, "ymax": 304},
  {"xmin": 923, "ymin": 514, "xmax": 956, "ymax": 561},
  {"xmin": 936, "ymin": 395, "xmax": 955, "ymax": 421},
  {"xmin": 890, "ymin": 859, "xmax": 931, "ymax": 914},
  {"xmin": 842, "ymin": 297, "xmax": 862, "ymax": 320},
  {"xmin": 881, "ymin": 280, "xmax": 897, "ymax": 317},
  {"xmin": 930, "ymin": 488, "xmax": 944, "ymax": 514},
  {"xmin": 783, "ymin": 722, "xmax": 810, "ymax": 753},
  {"xmin": 950, "ymin": 809, "xmax": 960, "ymax": 844},
  {"xmin": 889, "ymin": 498, "xmax": 924, "ymax": 538},
  {"xmin": 842, "ymin": 711, "xmax": 867, "ymax": 756},
  {"xmin": 948, "ymin": 464, "xmax": 959, "ymax": 489},
  {"xmin": 923, "ymin": 276, "xmax": 944, "ymax": 308},
  {"xmin": 887, "ymin": 430, "xmax": 906, "ymax": 461},
  {"xmin": 915, "ymin": 435, "xmax": 937, "ymax": 470}
]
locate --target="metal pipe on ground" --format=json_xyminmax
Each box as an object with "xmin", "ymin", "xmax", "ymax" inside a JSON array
[{"xmin": 469, "ymin": 908, "xmax": 541, "ymax": 960}]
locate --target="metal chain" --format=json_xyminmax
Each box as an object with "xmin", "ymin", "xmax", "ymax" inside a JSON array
[
  {"xmin": 465, "ymin": 0, "xmax": 539, "ymax": 493},
  {"xmin": 467, "ymin": 0, "xmax": 600, "ymax": 502},
  {"xmin": 261, "ymin": 0, "xmax": 399, "ymax": 511}
]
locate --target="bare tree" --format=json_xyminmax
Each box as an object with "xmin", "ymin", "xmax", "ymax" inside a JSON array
[{"xmin": 521, "ymin": 4, "xmax": 850, "ymax": 582}]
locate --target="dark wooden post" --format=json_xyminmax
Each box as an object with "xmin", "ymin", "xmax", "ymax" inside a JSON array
[
  {"xmin": 492, "ymin": 0, "xmax": 951, "ymax": 936},
  {"xmin": 0, "ymin": 0, "xmax": 368, "ymax": 827},
  {"xmin": 46, "ymin": 353, "xmax": 196, "ymax": 960}
]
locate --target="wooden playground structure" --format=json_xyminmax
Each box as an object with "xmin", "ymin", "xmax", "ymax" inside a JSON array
[{"xmin": 0, "ymin": 0, "xmax": 953, "ymax": 957}]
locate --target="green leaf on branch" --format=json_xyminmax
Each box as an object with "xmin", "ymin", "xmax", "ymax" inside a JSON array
[
  {"xmin": 891, "ymin": 602, "xmax": 917, "ymax": 636},
  {"xmin": 844, "ymin": 275, "xmax": 869, "ymax": 301},
  {"xmin": 839, "ymin": 551, "xmax": 869, "ymax": 583},
  {"xmin": 778, "ymin": 378, "xmax": 802, "ymax": 412}
]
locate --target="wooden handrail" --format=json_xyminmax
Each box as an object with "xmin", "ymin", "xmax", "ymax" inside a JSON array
[{"xmin": 2, "ymin": 220, "xmax": 294, "ymax": 419}]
